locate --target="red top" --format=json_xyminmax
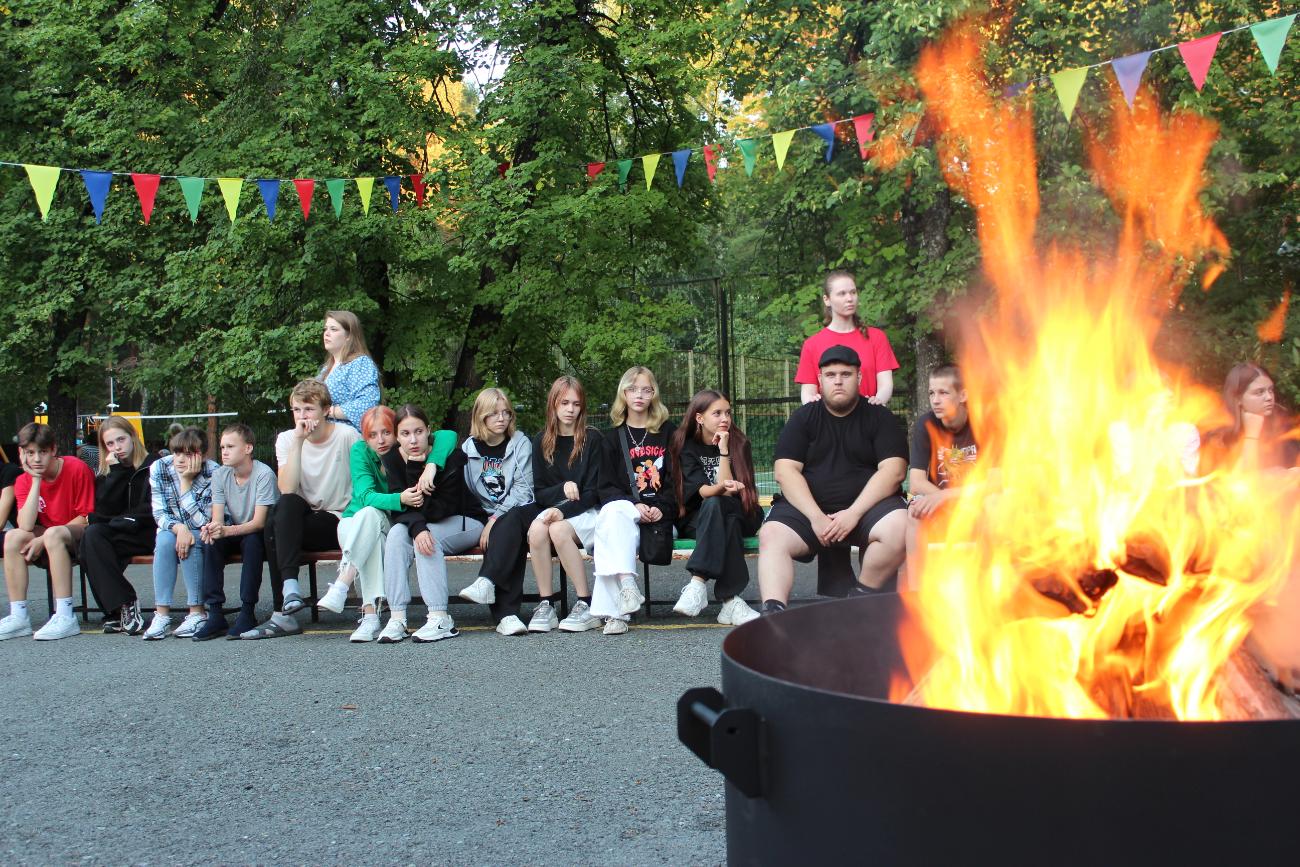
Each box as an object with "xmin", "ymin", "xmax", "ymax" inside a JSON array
[
  {"xmin": 14, "ymin": 457, "xmax": 96, "ymax": 528},
  {"xmin": 795, "ymin": 326, "xmax": 899, "ymax": 398}
]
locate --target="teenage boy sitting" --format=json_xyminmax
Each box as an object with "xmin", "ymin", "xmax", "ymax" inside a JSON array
[
  {"xmin": 0, "ymin": 423, "xmax": 96, "ymax": 641},
  {"xmin": 196, "ymin": 423, "xmax": 280, "ymax": 641},
  {"xmin": 241, "ymin": 380, "xmax": 361, "ymax": 639}
]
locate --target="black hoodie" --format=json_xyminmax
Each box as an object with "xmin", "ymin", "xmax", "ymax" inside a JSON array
[{"xmin": 89, "ymin": 454, "xmax": 157, "ymax": 538}]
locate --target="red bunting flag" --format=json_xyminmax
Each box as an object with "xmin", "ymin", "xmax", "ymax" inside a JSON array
[
  {"xmin": 293, "ymin": 179, "xmax": 314, "ymax": 220},
  {"xmin": 587, "ymin": 162, "xmax": 606, "ymax": 180},
  {"xmin": 852, "ymin": 114, "xmax": 875, "ymax": 159},
  {"xmin": 410, "ymin": 174, "xmax": 426, "ymax": 207},
  {"xmin": 497, "ymin": 162, "xmax": 511, "ymax": 178},
  {"xmin": 703, "ymin": 145, "xmax": 718, "ymax": 183},
  {"xmin": 1178, "ymin": 32, "xmax": 1222, "ymax": 91},
  {"xmin": 130, "ymin": 173, "xmax": 160, "ymax": 224}
]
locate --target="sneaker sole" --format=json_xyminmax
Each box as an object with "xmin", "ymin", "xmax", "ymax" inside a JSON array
[
  {"xmin": 457, "ymin": 592, "xmax": 495, "ymax": 604},
  {"xmin": 673, "ymin": 605, "xmax": 705, "ymax": 617},
  {"xmin": 0, "ymin": 629, "xmax": 34, "ymax": 640},
  {"xmin": 317, "ymin": 602, "xmax": 346, "ymax": 614},
  {"xmin": 528, "ymin": 622, "xmax": 558, "ymax": 633},
  {"xmin": 411, "ymin": 629, "xmax": 458, "ymax": 643},
  {"xmin": 557, "ymin": 620, "xmax": 602, "ymax": 633},
  {"xmin": 377, "ymin": 634, "xmax": 408, "ymax": 644},
  {"xmin": 33, "ymin": 629, "xmax": 79, "ymax": 641}
]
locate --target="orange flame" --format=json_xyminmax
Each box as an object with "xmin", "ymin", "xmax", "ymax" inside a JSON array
[
  {"xmin": 902, "ymin": 26, "xmax": 1295, "ymax": 720},
  {"xmin": 1257, "ymin": 289, "xmax": 1291, "ymax": 343}
]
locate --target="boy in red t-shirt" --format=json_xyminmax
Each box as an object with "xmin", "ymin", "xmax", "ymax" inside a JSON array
[{"xmin": 1, "ymin": 423, "xmax": 95, "ymax": 641}]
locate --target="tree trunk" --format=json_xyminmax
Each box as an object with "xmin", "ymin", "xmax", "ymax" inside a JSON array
[
  {"xmin": 46, "ymin": 376, "xmax": 78, "ymax": 457},
  {"xmin": 901, "ymin": 180, "xmax": 953, "ymax": 411}
]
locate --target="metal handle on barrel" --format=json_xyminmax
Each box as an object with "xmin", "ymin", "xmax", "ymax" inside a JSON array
[{"xmin": 677, "ymin": 687, "xmax": 766, "ymax": 798}]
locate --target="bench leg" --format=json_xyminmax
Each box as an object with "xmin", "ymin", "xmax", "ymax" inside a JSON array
[
  {"xmin": 558, "ymin": 564, "xmax": 569, "ymax": 619},
  {"xmin": 642, "ymin": 562, "xmax": 652, "ymax": 619},
  {"xmin": 45, "ymin": 570, "xmax": 55, "ymax": 618},
  {"xmin": 78, "ymin": 562, "xmax": 91, "ymax": 623},
  {"xmin": 308, "ymin": 562, "xmax": 319, "ymax": 623}
]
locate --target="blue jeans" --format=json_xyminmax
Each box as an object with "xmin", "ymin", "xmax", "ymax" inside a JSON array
[
  {"xmin": 153, "ymin": 528, "xmax": 208, "ymax": 609},
  {"xmin": 202, "ymin": 532, "xmax": 266, "ymax": 612}
]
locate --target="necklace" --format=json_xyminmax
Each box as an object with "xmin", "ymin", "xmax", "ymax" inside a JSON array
[{"xmin": 626, "ymin": 424, "xmax": 649, "ymax": 450}]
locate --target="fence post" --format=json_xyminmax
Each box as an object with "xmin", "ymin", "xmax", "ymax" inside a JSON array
[
  {"xmin": 738, "ymin": 353, "xmax": 748, "ymax": 430},
  {"xmin": 688, "ymin": 350, "xmax": 695, "ymax": 396},
  {"xmin": 784, "ymin": 359, "xmax": 790, "ymax": 397}
]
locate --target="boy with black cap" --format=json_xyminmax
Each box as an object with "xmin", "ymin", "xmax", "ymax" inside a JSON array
[{"xmin": 757, "ymin": 345, "xmax": 909, "ymax": 613}]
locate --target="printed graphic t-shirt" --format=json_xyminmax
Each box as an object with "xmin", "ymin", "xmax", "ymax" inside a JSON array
[
  {"xmin": 474, "ymin": 438, "xmax": 509, "ymax": 506},
  {"xmin": 909, "ymin": 411, "xmax": 979, "ymax": 489}
]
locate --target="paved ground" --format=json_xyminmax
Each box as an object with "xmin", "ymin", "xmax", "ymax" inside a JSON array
[{"xmin": 0, "ymin": 558, "xmax": 821, "ymax": 865}]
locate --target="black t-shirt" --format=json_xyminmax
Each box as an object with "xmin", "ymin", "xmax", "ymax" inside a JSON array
[
  {"xmin": 1, "ymin": 463, "xmax": 20, "ymax": 491},
  {"xmin": 532, "ymin": 429, "xmax": 602, "ymax": 519},
  {"xmin": 678, "ymin": 438, "xmax": 723, "ymax": 516},
  {"xmin": 909, "ymin": 411, "xmax": 978, "ymax": 489},
  {"xmin": 774, "ymin": 400, "xmax": 907, "ymax": 512},
  {"xmin": 598, "ymin": 422, "xmax": 678, "ymax": 516}
]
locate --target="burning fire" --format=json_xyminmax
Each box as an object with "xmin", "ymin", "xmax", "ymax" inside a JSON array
[{"xmin": 898, "ymin": 28, "xmax": 1298, "ymax": 720}]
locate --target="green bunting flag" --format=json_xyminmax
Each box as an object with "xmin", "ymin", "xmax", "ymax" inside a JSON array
[
  {"xmin": 177, "ymin": 177, "xmax": 205, "ymax": 223},
  {"xmin": 355, "ymin": 177, "xmax": 374, "ymax": 214},
  {"xmin": 737, "ymin": 138, "xmax": 759, "ymax": 177},
  {"xmin": 1051, "ymin": 66, "xmax": 1089, "ymax": 121},
  {"xmin": 616, "ymin": 158, "xmax": 634, "ymax": 190},
  {"xmin": 771, "ymin": 129, "xmax": 796, "ymax": 170},
  {"xmin": 1251, "ymin": 14, "xmax": 1296, "ymax": 74},
  {"xmin": 642, "ymin": 154, "xmax": 660, "ymax": 190},
  {"xmin": 24, "ymin": 164, "xmax": 60, "ymax": 221},
  {"xmin": 217, "ymin": 177, "xmax": 243, "ymax": 222},
  {"xmin": 326, "ymin": 178, "xmax": 346, "ymax": 218}
]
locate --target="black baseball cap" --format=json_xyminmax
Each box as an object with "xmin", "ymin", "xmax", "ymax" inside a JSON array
[{"xmin": 818, "ymin": 345, "xmax": 861, "ymax": 368}]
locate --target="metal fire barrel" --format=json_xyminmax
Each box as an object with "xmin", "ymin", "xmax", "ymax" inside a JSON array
[{"xmin": 679, "ymin": 595, "xmax": 1298, "ymax": 866}]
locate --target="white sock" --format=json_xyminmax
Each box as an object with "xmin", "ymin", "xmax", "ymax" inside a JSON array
[
  {"xmin": 389, "ymin": 608, "xmax": 407, "ymax": 624},
  {"xmin": 10, "ymin": 601, "xmax": 29, "ymax": 619},
  {"xmin": 430, "ymin": 610, "xmax": 448, "ymax": 619},
  {"xmin": 331, "ymin": 579, "xmax": 349, "ymax": 593},
  {"xmin": 55, "ymin": 598, "xmax": 74, "ymax": 618},
  {"xmin": 283, "ymin": 578, "xmax": 301, "ymax": 597}
]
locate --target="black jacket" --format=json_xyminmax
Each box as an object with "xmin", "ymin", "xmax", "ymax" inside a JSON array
[
  {"xmin": 597, "ymin": 422, "xmax": 678, "ymax": 518},
  {"xmin": 89, "ymin": 454, "xmax": 156, "ymax": 537},
  {"xmin": 380, "ymin": 447, "xmax": 487, "ymax": 538}
]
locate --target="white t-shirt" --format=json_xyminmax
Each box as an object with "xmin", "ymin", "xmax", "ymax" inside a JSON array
[
  {"xmin": 212, "ymin": 460, "xmax": 279, "ymax": 525},
  {"xmin": 275, "ymin": 423, "xmax": 361, "ymax": 516}
]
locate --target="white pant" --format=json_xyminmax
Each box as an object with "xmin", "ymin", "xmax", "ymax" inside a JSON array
[
  {"xmin": 591, "ymin": 500, "xmax": 641, "ymax": 620},
  {"xmin": 336, "ymin": 506, "xmax": 389, "ymax": 606}
]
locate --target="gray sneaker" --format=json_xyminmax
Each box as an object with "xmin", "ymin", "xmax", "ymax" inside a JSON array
[
  {"xmin": 557, "ymin": 601, "xmax": 601, "ymax": 633},
  {"xmin": 528, "ymin": 601, "xmax": 559, "ymax": 633}
]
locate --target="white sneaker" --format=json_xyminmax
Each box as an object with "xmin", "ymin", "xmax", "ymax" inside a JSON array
[
  {"xmin": 377, "ymin": 618, "xmax": 408, "ymax": 644},
  {"xmin": 0, "ymin": 613, "xmax": 33, "ymax": 641},
  {"xmin": 527, "ymin": 601, "xmax": 559, "ymax": 633},
  {"xmin": 172, "ymin": 613, "xmax": 207, "ymax": 638},
  {"xmin": 673, "ymin": 581, "xmax": 709, "ymax": 617},
  {"xmin": 317, "ymin": 581, "xmax": 349, "ymax": 614},
  {"xmin": 718, "ymin": 597, "xmax": 759, "ymax": 626},
  {"xmin": 602, "ymin": 617, "xmax": 629, "ymax": 635},
  {"xmin": 33, "ymin": 613, "xmax": 80, "ymax": 641},
  {"xmin": 142, "ymin": 613, "xmax": 173, "ymax": 641},
  {"xmin": 617, "ymin": 576, "xmax": 645, "ymax": 615},
  {"xmin": 557, "ymin": 600, "xmax": 602, "ymax": 633},
  {"xmin": 459, "ymin": 576, "xmax": 496, "ymax": 605},
  {"xmin": 412, "ymin": 614, "xmax": 458, "ymax": 643},
  {"xmin": 495, "ymin": 615, "xmax": 528, "ymax": 636},
  {"xmin": 349, "ymin": 614, "xmax": 381, "ymax": 643}
]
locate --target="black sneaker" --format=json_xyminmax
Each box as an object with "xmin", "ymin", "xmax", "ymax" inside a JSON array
[
  {"xmin": 760, "ymin": 599, "xmax": 787, "ymax": 616},
  {"xmin": 101, "ymin": 619, "xmax": 122, "ymax": 634},
  {"xmin": 120, "ymin": 600, "xmax": 145, "ymax": 636}
]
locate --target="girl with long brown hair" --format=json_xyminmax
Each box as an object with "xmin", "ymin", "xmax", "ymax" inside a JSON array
[
  {"xmin": 318, "ymin": 310, "xmax": 380, "ymax": 429},
  {"xmin": 669, "ymin": 390, "xmax": 761, "ymax": 625}
]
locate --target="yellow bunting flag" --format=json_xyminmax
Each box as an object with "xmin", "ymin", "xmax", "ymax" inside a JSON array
[
  {"xmin": 24, "ymin": 164, "xmax": 61, "ymax": 221},
  {"xmin": 771, "ymin": 130, "xmax": 796, "ymax": 170},
  {"xmin": 217, "ymin": 177, "xmax": 243, "ymax": 222},
  {"xmin": 642, "ymin": 154, "xmax": 661, "ymax": 190},
  {"xmin": 355, "ymin": 177, "xmax": 375, "ymax": 214},
  {"xmin": 1050, "ymin": 67, "xmax": 1089, "ymax": 122}
]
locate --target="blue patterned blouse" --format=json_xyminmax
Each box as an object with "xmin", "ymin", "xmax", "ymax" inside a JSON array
[{"xmin": 320, "ymin": 355, "xmax": 380, "ymax": 429}]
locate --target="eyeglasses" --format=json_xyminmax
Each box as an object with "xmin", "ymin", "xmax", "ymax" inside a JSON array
[
  {"xmin": 625, "ymin": 387, "xmax": 655, "ymax": 397},
  {"xmin": 486, "ymin": 410, "xmax": 514, "ymax": 420}
]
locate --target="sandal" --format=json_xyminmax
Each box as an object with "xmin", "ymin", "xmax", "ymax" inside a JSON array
[
  {"xmin": 238, "ymin": 617, "xmax": 302, "ymax": 640},
  {"xmin": 281, "ymin": 592, "xmax": 306, "ymax": 614}
]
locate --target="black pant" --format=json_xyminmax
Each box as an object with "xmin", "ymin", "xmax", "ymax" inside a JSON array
[
  {"xmin": 479, "ymin": 503, "xmax": 541, "ymax": 622},
  {"xmin": 81, "ymin": 522, "xmax": 157, "ymax": 614},
  {"xmin": 202, "ymin": 531, "xmax": 267, "ymax": 611},
  {"xmin": 263, "ymin": 494, "xmax": 339, "ymax": 610},
  {"xmin": 681, "ymin": 496, "xmax": 763, "ymax": 601}
]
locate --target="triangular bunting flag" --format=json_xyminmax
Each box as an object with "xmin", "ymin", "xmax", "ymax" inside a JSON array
[
  {"xmin": 355, "ymin": 177, "xmax": 374, "ymax": 215},
  {"xmin": 642, "ymin": 153, "xmax": 661, "ymax": 190},
  {"xmin": 131, "ymin": 173, "xmax": 161, "ymax": 224},
  {"xmin": 293, "ymin": 179, "xmax": 314, "ymax": 220},
  {"xmin": 809, "ymin": 123, "xmax": 836, "ymax": 162},
  {"xmin": 771, "ymin": 130, "xmax": 795, "ymax": 170},
  {"xmin": 383, "ymin": 175, "xmax": 401, "ymax": 213},
  {"xmin": 737, "ymin": 139, "xmax": 759, "ymax": 177},
  {"xmin": 217, "ymin": 177, "xmax": 243, "ymax": 222},
  {"xmin": 1051, "ymin": 66, "xmax": 1089, "ymax": 121},
  {"xmin": 24, "ymin": 164, "xmax": 60, "ymax": 221},
  {"xmin": 616, "ymin": 159, "xmax": 634, "ymax": 190},
  {"xmin": 1178, "ymin": 33, "xmax": 1221, "ymax": 91},
  {"xmin": 1251, "ymin": 14, "xmax": 1295, "ymax": 74},
  {"xmin": 257, "ymin": 179, "xmax": 280, "ymax": 222},
  {"xmin": 672, "ymin": 149, "xmax": 691, "ymax": 187},
  {"xmin": 1002, "ymin": 82, "xmax": 1030, "ymax": 98},
  {"xmin": 410, "ymin": 174, "xmax": 426, "ymax": 207},
  {"xmin": 80, "ymin": 170, "xmax": 111, "ymax": 224},
  {"xmin": 852, "ymin": 114, "xmax": 875, "ymax": 159},
  {"xmin": 326, "ymin": 178, "xmax": 345, "ymax": 218},
  {"xmin": 587, "ymin": 162, "xmax": 606, "ymax": 181},
  {"xmin": 177, "ymin": 177, "xmax": 205, "ymax": 223},
  {"xmin": 1111, "ymin": 51, "xmax": 1151, "ymax": 109},
  {"xmin": 703, "ymin": 145, "xmax": 718, "ymax": 183}
]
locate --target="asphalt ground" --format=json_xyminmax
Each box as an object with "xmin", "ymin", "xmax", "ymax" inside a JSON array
[{"xmin": 0, "ymin": 557, "xmax": 823, "ymax": 865}]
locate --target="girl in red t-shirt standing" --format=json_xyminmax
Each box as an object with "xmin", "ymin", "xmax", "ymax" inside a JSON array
[{"xmin": 795, "ymin": 270, "xmax": 898, "ymax": 405}]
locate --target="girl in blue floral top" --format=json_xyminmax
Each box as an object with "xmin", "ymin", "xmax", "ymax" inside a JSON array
[{"xmin": 319, "ymin": 310, "xmax": 381, "ymax": 429}]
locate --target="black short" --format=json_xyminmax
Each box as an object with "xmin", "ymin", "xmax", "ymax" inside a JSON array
[{"xmin": 764, "ymin": 495, "xmax": 907, "ymax": 563}]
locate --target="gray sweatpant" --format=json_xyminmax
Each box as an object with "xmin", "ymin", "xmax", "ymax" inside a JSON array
[{"xmin": 383, "ymin": 516, "xmax": 485, "ymax": 615}]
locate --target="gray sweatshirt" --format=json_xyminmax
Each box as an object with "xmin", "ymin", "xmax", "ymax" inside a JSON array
[{"xmin": 460, "ymin": 431, "xmax": 534, "ymax": 519}]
